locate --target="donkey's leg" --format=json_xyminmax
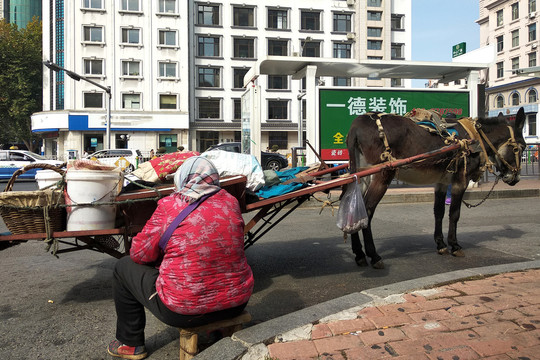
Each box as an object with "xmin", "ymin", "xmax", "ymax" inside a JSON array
[
  {"xmin": 433, "ymin": 183, "xmax": 449, "ymax": 254},
  {"xmin": 361, "ymin": 171, "xmax": 395, "ymax": 269},
  {"xmin": 447, "ymin": 182, "xmax": 467, "ymax": 257},
  {"xmin": 351, "ymin": 232, "xmax": 368, "ymax": 266}
]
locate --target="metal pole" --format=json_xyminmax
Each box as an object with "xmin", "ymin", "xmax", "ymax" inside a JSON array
[
  {"xmin": 106, "ymin": 88, "xmax": 111, "ymax": 149},
  {"xmin": 297, "ymin": 92, "xmax": 306, "ymax": 147}
]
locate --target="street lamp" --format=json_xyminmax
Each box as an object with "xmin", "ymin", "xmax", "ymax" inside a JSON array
[{"xmin": 43, "ymin": 60, "xmax": 112, "ymax": 149}]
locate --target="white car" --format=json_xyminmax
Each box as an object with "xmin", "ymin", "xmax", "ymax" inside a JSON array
[
  {"xmin": 0, "ymin": 150, "xmax": 64, "ymax": 180},
  {"xmin": 85, "ymin": 149, "xmax": 142, "ymax": 173}
]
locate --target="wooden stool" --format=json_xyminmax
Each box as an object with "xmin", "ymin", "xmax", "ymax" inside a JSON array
[{"xmin": 178, "ymin": 311, "xmax": 251, "ymax": 360}]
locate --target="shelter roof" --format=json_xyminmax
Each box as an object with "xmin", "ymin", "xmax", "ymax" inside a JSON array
[{"xmin": 244, "ymin": 56, "xmax": 488, "ymax": 87}]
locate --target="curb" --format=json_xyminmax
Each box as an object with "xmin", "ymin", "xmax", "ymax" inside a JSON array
[{"xmin": 196, "ymin": 259, "xmax": 540, "ymax": 360}]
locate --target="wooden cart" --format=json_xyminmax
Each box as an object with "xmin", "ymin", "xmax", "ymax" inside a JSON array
[{"xmin": 0, "ymin": 143, "xmax": 464, "ymax": 257}]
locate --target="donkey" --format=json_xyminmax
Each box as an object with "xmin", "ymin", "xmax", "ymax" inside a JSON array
[{"xmin": 346, "ymin": 108, "xmax": 526, "ymax": 269}]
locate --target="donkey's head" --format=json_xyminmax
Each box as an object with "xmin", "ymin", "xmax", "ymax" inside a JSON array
[{"xmin": 486, "ymin": 107, "xmax": 526, "ymax": 186}]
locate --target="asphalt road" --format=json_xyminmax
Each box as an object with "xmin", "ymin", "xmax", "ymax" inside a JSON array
[{"xmin": 0, "ymin": 184, "xmax": 539, "ymax": 359}]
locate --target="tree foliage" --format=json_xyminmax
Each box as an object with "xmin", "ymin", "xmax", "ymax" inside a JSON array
[{"xmin": 0, "ymin": 17, "xmax": 43, "ymax": 151}]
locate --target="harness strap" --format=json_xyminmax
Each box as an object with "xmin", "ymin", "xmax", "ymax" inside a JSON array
[
  {"xmin": 478, "ymin": 125, "xmax": 522, "ymax": 175},
  {"xmin": 369, "ymin": 113, "xmax": 396, "ymax": 162},
  {"xmin": 458, "ymin": 118, "xmax": 494, "ymax": 173}
]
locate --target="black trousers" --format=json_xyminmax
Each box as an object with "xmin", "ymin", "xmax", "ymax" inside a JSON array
[{"xmin": 113, "ymin": 256, "xmax": 247, "ymax": 346}]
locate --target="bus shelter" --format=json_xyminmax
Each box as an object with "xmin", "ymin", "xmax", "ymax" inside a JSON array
[{"xmin": 242, "ymin": 57, "xmax": 488, "ymax": 165}]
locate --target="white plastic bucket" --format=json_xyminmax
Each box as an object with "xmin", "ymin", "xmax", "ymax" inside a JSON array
[
  {"xmin": 65, "ymin": 169, "xmax": 123, "ymax": 231},
  {"xmin": 35, "ymin": 170, "xmax": 63, "ymax": 189}
]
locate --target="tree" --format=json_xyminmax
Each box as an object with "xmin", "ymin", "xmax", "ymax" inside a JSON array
[{"xmin": 0, "ymin": 17, "xmax": 43, "ymax": 151}]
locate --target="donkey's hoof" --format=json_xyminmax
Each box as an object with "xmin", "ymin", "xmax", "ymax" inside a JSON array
[
  {"xmin": 452, "ymin": 249, "xmax": 465, "ymax": 257},
  {"xmin": 438, "ymin": 247, "xmax": 449, "ymax": 255},
  {"xmin": 372, "ymin": 260, "xmax": 385, "ymax": 269},
  {"xmin": 355, "ymin": 256, "xmax": 369, "ymax": 267}
]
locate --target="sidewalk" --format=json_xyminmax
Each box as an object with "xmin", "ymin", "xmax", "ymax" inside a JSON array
[
  {"xmin": 195, "ymin": 179, "xmax": 540, "ymax": 360},
  {"xmin": 197, "ymin": 261, "xmax": 540, "ymax": 360},
  {"xmin": 267, "ymin": 267, "xmax": 540, "ymax": 360}
]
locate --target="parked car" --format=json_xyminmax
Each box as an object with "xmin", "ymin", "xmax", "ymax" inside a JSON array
[
  {"xmin": 85, "ymin": 149, "xmax": 142, "ymax": 173},
  {"xmin": 205, "ymin": 142, "xmax": 288, "ymax": 171},
  {"xmin": 0, "ymin": 150, "xmax": 64, "ymax": 180}
]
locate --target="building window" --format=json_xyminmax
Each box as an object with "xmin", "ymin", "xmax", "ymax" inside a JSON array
[
  {"xmin": 198, "ymin": 98, "xmax": 220, "ymax": 119},
  {"xmin": 529, "ymin": 23, "xmax": 536, "ymax": 42},
  {"xmin": 511, "ymin": 92, "xmax": 520, "ymax": 105},
  {"xmin": 83, "ymin": 59, "xmax": 103, "ymax": 75},
  {"xmin": 368, "ymin": 40, "xmax": 382, "ymax": 50},
  {"xmin": 84, "ymin": 92, "xmax": 103, "ymax": 108},
  {"xmin": 368, "ymin": 11, "xmax": 382, "ymax": 21},
  {"xmin": 268, "ymin": 75, "xmax": 288, "ymax": 90},
  {"xmin": 512, "ymin": 29, "xmax": 519, "ymax": 47},
  {"xmin": 511, "ymin": 2, "xmax": 519, "ymax": 20},
  {"xmin": 198, "ymin": 67, "xmax": 220, "ymax": 87},
  {"xmin": 198, "ymin": 36, "xmax": 220, "ymax": 57},
  {"xmin": 333, "ymin": 42, "xmax": 351, "ymax": 58},
  {"xmin": 158, "ymin": 0, "xmax": 176, "ymax": 14},
  {"xmin": 301, "ymin": 11, "xmax": 321, "ymax": 31},
  {"xmin": 268, "ymin": 39, "xmax": 288, "ymax": 56},
  {"xmin": 268, "ymin": 9, "xmax": 287, "ymax": 30},
  {"xmin": 496, "ymin": 62, "xmax": 504, "ymax": 78},
  {"xmin": 367, "ymin": 0, "xmax": 382, "ymax": 6},
  {"xmin": 367, "ymin": 27, "xmax": 382, "ymax": 37},
  {"xmin": 512, "ymin": 57, "xmax": 520, "ymax": 70},
  {"xmin": 121, "ymin": 28, "xmax": 140, "ymax": 45},
  {"xmin": 122, "ymin": 60, "xmax": 141, "ymax": 76},
  {"xmin": 496, "ymin": 9, "xmax": 503, "ymax": 26},
  {"xmin": 301, "ymin": 40, "xmax": 321, "ymax": 57},
  {"xmin": 391, "ymin": 43, "xmax": 404, "ymax": 59},
  {"xmin": 333, "ymin": 77, "xmax": 350, "ymax": 86},
  {"xmin": 121, "ymin": 0, "xmax": 140, "ymax": 12},
  {"xmin": 497, "ymin": 35, "xmax": 504, "ymax": 52},
  {"xmin": 83, "ymin": 0, "xmax": 103, "ymax": 10},
  {"xmin": 83, "ymin": 25, "xmax": 103, "ymax": 42},
  {"xmin": 158, "ymin": 62, "xmax": 176, "ymax": 78},
  {"xmin": 197, "ymin": 5, "xmax": 219, "ymax": 26},
  {"xmin": 233, "ymin": 68, "xmax": 249, "ymax": 89},
  {"xmin": 527, "ymin": 115, "xmax": 537, "ymax": 135},
  {"xmin": 530, "ymin": 0, "xmax": 537, "ymax": 13},
  {"xmin": 268, "ymin": 100, "xmax": 288, "ymax": 119},
  {"xmin": 391, "ymin": 78, "xmax": 403, "ymax": 87},
  {"xmin": 391, "ymin": 14, "xmax": 404, "ymax": 30},
  {"xmin": 233, "ymin": 99, "xmax": 241, "ymax": 120},
  {"xmin": 269, "ymin": 131, "xmax": 288, "ymax": 149},
  {"xmin": 233, "ymin": 38, "xmax": 255, "ymax": 58},
  {"xmin": 333, "ymin": 13, "xmax": 351, "ymax": 32},
  {"xmin": 159, "ymin": 94, "xmax": 177, "ymax": 109},
  {"xmin": 528, "ymin": 89, "xmax": 537, "ymax": 102},
  {"xmin": 529, "ymin": 52, "xmax": 537, "ymax": 67},
  {"xmin": 159, "ymin": 29, "xmax": 177, "ymax": 47},
  {"xmin": 496, "ymin": 94, "xmax": 504, "ymax": 108},
  {"xmin": 122, "ymin": 93, "xmax": 141, "ymax": 109},
  {"xmin": 233, "ymin": 6, "xmax": 254, "ymax": 27}
]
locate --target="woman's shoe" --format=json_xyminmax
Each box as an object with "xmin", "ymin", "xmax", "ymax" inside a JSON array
[{"xmin": 107, "ymin": 340, "xmax": 147, "ymax": 360}]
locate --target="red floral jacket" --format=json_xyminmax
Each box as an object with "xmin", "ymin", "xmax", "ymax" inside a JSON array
[{"xmin": 130, "ymin": 189, "xmax": 254, "ymax": 315}]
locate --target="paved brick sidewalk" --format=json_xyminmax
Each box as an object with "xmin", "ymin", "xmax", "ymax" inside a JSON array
[{"xmin": 267, "ymin": 269, "xmax": 540, "ymax": 360}]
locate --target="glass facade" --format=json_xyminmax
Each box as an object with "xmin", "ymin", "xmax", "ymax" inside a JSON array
[{"xmin": 9, "ymin": 0, "xmax": 42, "ymax": 28}]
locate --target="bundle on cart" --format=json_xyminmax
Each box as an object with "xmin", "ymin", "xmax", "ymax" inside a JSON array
[{"xmin": 0, "ymin": 163, "xmax": 66, "ymax": 235}]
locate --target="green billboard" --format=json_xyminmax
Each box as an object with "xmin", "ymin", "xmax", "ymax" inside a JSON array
[{"xmin": 319, "ymin": 88, "xmax": 470, "ymax": 161}]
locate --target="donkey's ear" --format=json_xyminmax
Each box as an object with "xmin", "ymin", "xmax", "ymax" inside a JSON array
[{"xmin": 515, "ymin": 107, "xmax": 526, "ymax": 134}]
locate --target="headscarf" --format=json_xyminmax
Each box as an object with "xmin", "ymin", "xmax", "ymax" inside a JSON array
[{"xmin": 173, "ymin": 156, "xmax": 220, "ymax": 203}]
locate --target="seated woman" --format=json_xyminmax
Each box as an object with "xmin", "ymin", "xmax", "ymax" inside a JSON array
[{"xmin": 108, "ymin": 156, "xmax": 254, "ymax": 360}]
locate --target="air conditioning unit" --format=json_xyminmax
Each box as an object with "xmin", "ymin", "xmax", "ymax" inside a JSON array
[
  {"xmin": 346, "ymin": 0, "xmax": 355, "ymax": 6},
  {"xmin": 532, "ymin": 43, "xmax": 538, "ymax": 49},
  {"xmin": 347, "ymin": 32, "xmax": 356, "ymax": 40},
  {"xmin": 529, "ymin": 11, "xmax": 536, "ymax": 18}
]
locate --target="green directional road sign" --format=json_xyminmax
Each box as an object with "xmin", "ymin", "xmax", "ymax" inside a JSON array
[
  {"xmin": 452, "ymin": 42, "xmax": 466, "ymax": 58},
  {"xmin": 318, "ymin": 88, "xmax": 470, "ymax": 161}
]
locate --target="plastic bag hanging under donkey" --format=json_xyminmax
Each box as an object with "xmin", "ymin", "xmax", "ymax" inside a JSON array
[{"xmin": 336, "ymin": 179, "xmax": 368, "ymax": 234}]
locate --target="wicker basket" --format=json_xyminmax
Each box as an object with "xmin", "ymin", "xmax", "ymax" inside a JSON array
[{"xmin": 0, "ymin": 163, "xmax": 66, "ymax": 234}]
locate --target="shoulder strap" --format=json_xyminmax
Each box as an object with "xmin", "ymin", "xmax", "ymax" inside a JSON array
[{"xmin": 158, "ymin": 192, "xmax": 216, "ymax": 251}]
